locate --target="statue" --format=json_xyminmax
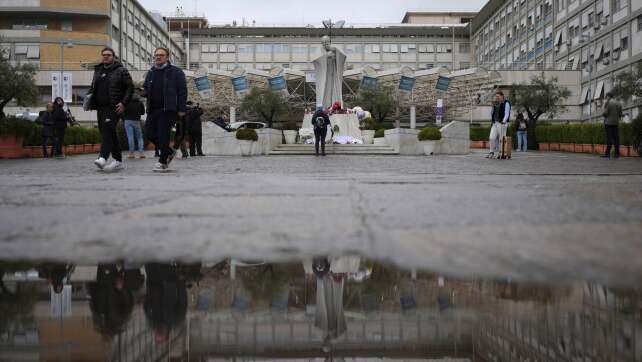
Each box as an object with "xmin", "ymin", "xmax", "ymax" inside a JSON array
[{"xmin": 313, "ymin": 35, "xmax": 346, "ymax": 109}]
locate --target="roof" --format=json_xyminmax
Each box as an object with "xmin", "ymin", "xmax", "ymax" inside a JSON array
[{"xmin": 401, "ymin": 10, "xmax": 478, "ymax": 23}]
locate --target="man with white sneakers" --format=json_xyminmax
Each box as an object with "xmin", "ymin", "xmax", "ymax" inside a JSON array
[
  {"xmin": 487, "ymin": 90, "xmax": 511, "ymax": 158},
  {"xmin": 88, "ymin": 47, "xmax": 134, "ymax": 172}
]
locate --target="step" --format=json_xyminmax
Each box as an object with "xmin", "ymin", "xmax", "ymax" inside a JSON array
[{"xmin": 270, "ymin": 144, "xmax": 398, "ymax": 155}]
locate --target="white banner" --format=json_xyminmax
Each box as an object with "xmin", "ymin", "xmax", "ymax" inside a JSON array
[{"xmin": 52, "ymin": 72, "xmax": 72, "ymax": 103}]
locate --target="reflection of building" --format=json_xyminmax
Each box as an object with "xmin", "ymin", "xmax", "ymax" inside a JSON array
[
  {"xmin": 470, "ymin": 0, "xmax": 642, "ymax": 120},
  {"xmin": 0, "ymin": 0, "xmax": 184, "ymax": 71}
]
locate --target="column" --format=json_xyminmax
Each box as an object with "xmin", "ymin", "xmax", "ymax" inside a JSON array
[{"xmin": 410, "ymin": 105, "xmax": 416, "ymax": 129}]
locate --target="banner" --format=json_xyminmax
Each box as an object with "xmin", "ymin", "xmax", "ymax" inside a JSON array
[
  {"xmin": 435, "ymin": 76, "xmax": 451, "ymax": 91},
  {"xmin": 194, "ymin": 75, "xmax": 212, "ymax": 99},
  {"xmin": 399, "ymin": 76, "xmax": 416, "ymax": 92},
  {"xmin": 52, "ymin": 72, "xmax": 73, "ymax": 103},
  {"xmin": 436, "ymin": 99, "xmax": 444, "ymax": 124},
  {"xmin": 232, "ymin": 76, "xmax": 248, "ymax": 93},
  {"xmin": 268, "ymin": 75, "xmax": 287, "ymax": 91},
  {"xmin": 360, "ymin": 76, "xmax": 378, "ymax": 91}
]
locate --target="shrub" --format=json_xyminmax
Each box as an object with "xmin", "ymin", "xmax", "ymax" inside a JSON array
[
  {"xmin": 470, "ymin": 126, "xmax": 491, "ymax": 141},
  {"xmin": 0, "ymin": 117, "xmax": 33, "ymax": 139},
  {"xmin": 632, "ymin": 115, "xmax": 642, "ymax": 154},
  {"xmin": 418, "ymin": 127, "xmax": 441, "ymax": 141},
  {"xmin": 535, "ymin": 125, "xmax": 551, "ymax": 143},
  {"xmin": 374, "ymin": 128, "xmax": 385, "ymax": 138},
  {"xmin": 280, "ymin": 121, "xmax": 298, "ymax": 131},
  {"xmin": 236, "ymin": 128, "xmax": 258, "ymax": 141},
  {"xmin": 619, "ymin": 123, "xmax": 632, "ymax": 146},
  {"xmin": 360, "ymin": 117, "xmax": 376, "ymax": 130}
]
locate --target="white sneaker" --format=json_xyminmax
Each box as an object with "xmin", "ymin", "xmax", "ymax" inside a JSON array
[
  {"xmin": 152, "ymin": 162, "xmax": 168, "ymax": 172},
  {"xmin": 104, "ymin": 160, "xmax": 124, "ymax": 172},
  {"xmin": 94, "ymin": 157, "xmax": 107, "ymax": 169}
]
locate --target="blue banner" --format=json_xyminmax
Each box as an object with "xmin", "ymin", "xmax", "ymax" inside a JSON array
[
  {"xmin": 268, "ymin": 76, "xmax": 286, "ymax": 91},
  {"xmin": 435, "ymin": 76, "xmax": 451, "ymax": 91},
  {"xmin": 232, "ymin": 76, "xmax": 248, "ymax": 92},
  {"xmin": 399, "ymin": 76, "xmax": 416, "ymax": 91},
  {"xmin": 360, "ymin": 76, "xmax": 378, "ymax": 91}
]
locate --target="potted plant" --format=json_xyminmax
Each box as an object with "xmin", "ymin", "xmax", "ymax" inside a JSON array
[
  {"xmin": 236, "ymin": 128, "xmax": 258, "ymax": 156},
  {"xmin": 360, "ymin": 117, "xmax": 376, "ymax": 144},
  {"xmin": 281, "ymin": 121, "xmax": 298, "ymax": 144},
  {"xmin": 373, "ymin": 128, "xmax": 386, "ymax": 145},
  {"xmin": 418, "ymin": 127, "xmax": 441, "ymax": 155}
]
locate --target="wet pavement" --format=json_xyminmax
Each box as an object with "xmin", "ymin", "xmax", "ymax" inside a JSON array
[{"xmin": 0, "ymin": 152, "xmax": 641, "ymax": 286}]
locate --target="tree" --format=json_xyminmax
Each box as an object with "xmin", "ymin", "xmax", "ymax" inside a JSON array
[
  {"xmin": 0, "ymin": 52, "xmax": 39, "ymax": 119},
  {"xmin": 510, "ymin": 74, "xmax": 571, "ymax": 123},
  {"xmin": 355, "ymin": 85, "xmax": 395, "ymax": 124},
  {"xmin": 240, "ymin": 87, "xmax": 287, "ymax": 128},
  {"xmin": 611, "ymin": 62, "xmax": 642, "ymax": 101}
]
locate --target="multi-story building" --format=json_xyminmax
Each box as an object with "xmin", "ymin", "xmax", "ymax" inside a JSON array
[
  {"xmin": 177, "ymin": 24, "xmax": 471, "ymax": 74},
  {"xmin": 471, "ymin": 0, "xmax": 642, "ymax": 120},
  {"xmin": 402, "ymin": 11, "xmax": 477, "ymax": 25},
  {"xmin": 0, "ymin": 0, "xmax": 184, "ymax": 70}
]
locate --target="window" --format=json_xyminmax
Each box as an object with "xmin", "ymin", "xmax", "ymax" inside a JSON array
[
  {"xmin": 237, "ymin": 44, "xmax": 254, "ymax": 54},
  {"xmin": 638, "ymin": 16, "xmax": 642, "ymax": 32},
  {"xmin": 291, "ymin": 44, "xmax": 308, "ymax": 54},
  {"xmin": 220, "ymin": 44, "xmax": 236, "ymax": 53},
  {"xmin": 273, "ymin": 44, "xmax": 289, "ymax": 53},
  {"xmin": 12, "ymin": 19, "xmax": 47, "ymax": 30},
  {"xmin": 112, "ymin": 26, "xmax": 120, "ymax": 40},
  {"xmin": 611, "ymin": 0, "xmax": 623, "ymax": 11},
  {"xmin": 621, "ymin": 36, "xmax": 628, "ymax": 50},
  {"xmin": 366, "ymin": 44, "xmax": 380, "ymax": 53},
  {"xmin": 459, "ymin": 43, "xmax": 470, "ymax": 53},
  {"xmin": 128, "ymin": 36, "xmax": 134, "ymax": 50},
  {"xmin": 61, "ymin": 21, "xmax": 72, "ymax": 32},
  {"xmin": 255, "ymin": 44, "xmax": 272, "ymax": 53},
  {"xmin": 459, "ymin": 62, "xmax": 470, "ymax": 69}
]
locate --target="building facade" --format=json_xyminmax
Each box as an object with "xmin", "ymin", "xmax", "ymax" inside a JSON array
[
  {"xmin": 471, "ymin": 0, "xmax": 642, "ymax": 120},
  {"xmin": 179, "ymin": 25, "xmax": 471, "ymax": 74},
  {"xmin": 402, "ymin": 11, "xmax": 477, "ymax": 24}
]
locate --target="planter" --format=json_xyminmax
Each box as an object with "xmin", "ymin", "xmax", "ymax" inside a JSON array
[
  {"xmin": 361, "ymin": 130, "xmax": 375, "ymax": 144},
  {"xmin": 83, "ymin": 144, "xmax": 93, "ymax": 154},
  {"xmin": 373, "ymin": 137, "xmax": 386, "ymax": 146},
  {"xmin": 239, "ymin": 140, "xmax": 254, "ymax": 156},
  {"xmin": 619, "ymin": 146, "xmax": 631, "ymax": 157},
  {"xmin": 631, "ymin": 148, "xmax": 639, "ymax": 157},
  {"xmin": 30, "ymin": 146, "xmax": 42, "ymax": 158},
  {"xmin": 0, "ymin": 135, "xmax": 25, "ymax": 159},
  {"xmin": 283, "ymin": 130, "xmax": 298, "ymax": 144},
  {"xmin": 560, "ymin": 143, "xmax": 574, "ymax": 152},
  {"xmin": 581, "ymin": 144, "xmax": 594, "ymax": 153},
  {"xmin": 470, "ymin": 140, "xmax": 485, "ymax": 149},
  {"xmin": 573, "ymin": 144, "xmax": 583, "ymax": 153},
  {"xmin": 549, "ymin": 143, "xmax": 560, "ymax": 151},
  {"xmin": 593, "ymin": 144, "xmax": 606, "ymax": 155},
  {"xmin": 482, "ymin": 141, "xmax": 489, "ymax": 149},
  {"xmin": 421, "ymin": 140, "xmax": 437, "ymax": 156},
  {"xmin": 93, "ymin": 144, "xmax": 102, "ymax": 152},
  {"xmin": 538, "ymin": 143, "xmax": 550, "ymax": 151}
]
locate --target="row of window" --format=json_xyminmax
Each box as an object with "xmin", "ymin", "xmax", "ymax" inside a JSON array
[
  {"xmin": 10, "ymin": 19, "xmax": 73, "ymax": 32},
  {"xmin": 198, "ymin": 43, "xmax": 462, "ymax": 54},
  {"xmin": 208, "ymin": 62, "xmax": 468, "ymax": 71}
]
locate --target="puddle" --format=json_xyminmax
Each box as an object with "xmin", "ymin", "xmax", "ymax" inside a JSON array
[{"xmin": 0, "ymin": 257, "xmax": 640, "ymax": 361}]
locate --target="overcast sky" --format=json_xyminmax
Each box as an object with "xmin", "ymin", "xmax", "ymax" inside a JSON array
[{"xmin": 138, "ymin": 0, "xmax": 485, "ymax": 25}]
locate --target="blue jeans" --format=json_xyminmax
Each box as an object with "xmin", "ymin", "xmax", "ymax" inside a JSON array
[
  {"xmin": 124, "ymin": 119, "xmax": 144, "ymax": 152},
  {"xmin": 517, "ymin": 130, "xmax": 527, "ymax": 152}
]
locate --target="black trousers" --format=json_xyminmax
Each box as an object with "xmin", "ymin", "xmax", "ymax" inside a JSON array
[
  {"xmin": 314, "ymin": 126, "xmax": 328, "ymax": 155},
  {"xmin": 146, "ymin": 109, "xmax": 176, "ymax": 164},
  {"xmin": 42, "ymin": 135, "xmax": 54, "ymax": 157},
  {"xmin": 97, "ymin": 107, "xmax": 122, "ymax": 162},
  {"xmin": 53, "ymin": 127, "xmax": 66, "ymax": 156},
  {"xmin": 175, "ymin": 118, "xmax": 188, "ymax": 156},
  {"xmin": 189, "ymin": 130, "xmax": 203, "ymax": 156},
  {"xmin": 605, "ymin": 125, "xmax": 620, "ymax": 156}
]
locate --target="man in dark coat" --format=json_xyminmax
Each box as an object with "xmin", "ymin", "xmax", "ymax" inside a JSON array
[
  {"xmin": 51, "ymin": 97, "xmax": 72, "ymax": 158},
  {"xmin": 41, "ymin": 102, "xmax": 55, "ymax": 157},
  {"xmin": 186, "ymin": 101, "xmax": 205, "ymax": 156},
  {"xmin": 312, "ymin": 105, "xmax": 331, "ymax": 156},
  {"xmin": 87, "ymin": 47, "xmax": 134, "ymax": 172}
]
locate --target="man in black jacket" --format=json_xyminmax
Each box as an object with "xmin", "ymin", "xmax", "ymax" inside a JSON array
[
  {"xmin": 186, "ymin": 101, "xmax": 205, "ymax": 156},
  {"xmin": 142, "ymin": 47, "xmax": 188, "ymax": 172},
  {"xmin": 312, "ymin": 105, "xmax": 331, "ymax": 156},
  {"xmin": 87, "ymin": 47, "xmax": 134, "ymax": 172}
]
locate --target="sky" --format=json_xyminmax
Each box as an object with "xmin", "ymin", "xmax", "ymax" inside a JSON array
[{"xmin": 138, "ymin": 0, "xmax": 486, "ymax": 26}]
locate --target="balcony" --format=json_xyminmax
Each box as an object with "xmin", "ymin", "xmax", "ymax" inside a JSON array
[{"xmin": 0, "ymin": 29, "xmax": 41, "ymax": 39}]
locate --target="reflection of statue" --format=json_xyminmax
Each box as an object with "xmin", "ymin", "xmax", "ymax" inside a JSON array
[{"xmin": 313, "ymin": 36, "xmax": 346, "ymax": 109}]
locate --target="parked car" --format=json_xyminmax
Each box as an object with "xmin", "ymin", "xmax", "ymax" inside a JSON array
[
  {"xmin": 228, "ymin": 121, "xmax": 266, "ymax": 131},
  {"xmin": 14, "ymin": 112, "xmax": 40, "ymax": 122}
]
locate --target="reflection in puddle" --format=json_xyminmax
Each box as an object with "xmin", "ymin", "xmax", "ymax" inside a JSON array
[{"xmin": 0, "ymin": 257, "xmax": 640, "ymax": 361}]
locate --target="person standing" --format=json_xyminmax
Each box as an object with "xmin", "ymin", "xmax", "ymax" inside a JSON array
[
  {"xmin": 123, "ymin": 88, "xmax": 146, "ymax": 159},
  {"xmin": 52, "ymin": 97, "xmax": 72, "ymax": 158},
  {"xmin": 515, "ymin": 113, "xmax": 528, "ymax": 152},
  {"xmin": 142, "ymin": 47, "xmax": 187, "ymax": 172},
  {"xmin": 41, "ymin": 102, "xmax": 55, "ymax": 158},
  {"xmin": 187, "ymin": 101, "xmax": 205, "ymax": 156},
  {"xmin": 87, "ymin": 47, "xmax": 134, "ymax": 171},
  {"xmin": 312, "ymin": 105, "xmax": 331, "ymax": 156},
  {"xmin": 602, "ymin": 92, "xmax": 623, "ymax": 158},
  {"xmin": 487, "ymin": 90, "xmax": 511, "ymax": 158}
]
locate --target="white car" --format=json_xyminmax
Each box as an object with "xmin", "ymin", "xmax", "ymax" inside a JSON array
[
  {"xmin": 15, "ymin": 112, "xmax": 40, "ymax": 122},
  {"xmin": 227, "ymin": 121, "xmax": 267, "ymax": 131}
]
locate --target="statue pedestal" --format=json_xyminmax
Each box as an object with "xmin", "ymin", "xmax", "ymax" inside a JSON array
[{"xmin": 300, "ymin": 113, "xmax": 362, "ymax": 142}]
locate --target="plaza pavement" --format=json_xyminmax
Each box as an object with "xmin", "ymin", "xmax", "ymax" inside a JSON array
[{"xmin": 0, "ymin": 151, "xmax": 641, "ymax": 286}]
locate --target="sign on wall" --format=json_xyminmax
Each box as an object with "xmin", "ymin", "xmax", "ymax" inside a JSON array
[
  {"xmin": 268, "ymin": 76, "xmax": 287, "ymax": 91},
  {"xmin": 232, "ymin": 76, "xmax": 248, "ymax": 93},
  {"xmin": 194, "ymin": 75, "xmax": 213, "ymax": 99},
  {"xmin": 360, "ymin": 76, "xmax": 378, "ymax": 91},
  {"xmin": 435, "ymin": 76, "xmax": 451, "ymax": 91},
  {"xmin": 52, "ymin": 72, "xmax": 72, "ymax": 103},
  {"xmin": 399, "ymin": 76, "xmax": 416, "ymax": 92}
]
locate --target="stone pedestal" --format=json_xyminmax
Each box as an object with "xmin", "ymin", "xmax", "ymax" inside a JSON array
[
  {"xmin": 201, "ymin": 124, "xmax": 281, "ymax": 156},
  {"xmin": 300, "ymin": 113, "xmax": 362, "ymax": 142},
  {"xmin": 438, "ymin": 121, "xmax": 470, "ymax": 154},
  {"xmin": 384, "ymin": 128, "xmax": 421, "ymax": 155}
]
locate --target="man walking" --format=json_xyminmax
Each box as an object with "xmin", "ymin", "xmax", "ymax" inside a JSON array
[
  {"xmin": 186, "ymin": 101, "xmax": 205, "ymax": 156},
  {"xmin": 312, "ymin": 105, "xmax": 331, "ymax": 156},
  {"xmin": 88, "ymin": 47, "xmax": 133, "ymax": 171},
  {"xmin": 487, "ymin": 90, "xmax": 511, "ymax": 158},
  {"xmin": 602, "ymin": 92, "xmax": 623, "ymax": 158},
  {"xmin": 142, "ymin": 47, "xmax": 187, "ymax": 172}
]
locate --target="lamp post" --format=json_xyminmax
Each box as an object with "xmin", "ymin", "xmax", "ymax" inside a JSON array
[
  {"xmin": 59, "ymin": 40, "xmax": 74, "ymax": 101},
  {"xmin": 579, "ymin": 33, "xmax": 592, "ymax": 122}
]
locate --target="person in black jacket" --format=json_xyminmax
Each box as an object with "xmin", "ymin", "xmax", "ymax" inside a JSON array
[
  {"xmin": 142, "ymin": 47, "xmax": 188, "ymax": 172},
  {"xmin": 143, "ymin": 263, "xmax": 187, "ymax": 344},
  {"xmin": 123, "ymin": 88, "xmax": 146, "ymax": 159},
  {"xmin": 312, "ymin": 105, "xmax": 331, "ymax": 156},
  {"xmin": 186, "ymin": 101, "xmax": 205, "ymax": 156},
  {"xmin": 87, "ymin": 47, "xmax": 134, "ymax": 172},
  {"xmin": 41, "ymin": 102, "xmax": 55, "ymax": 158},
  {"xmin": 52, "ymin": 97, "xmax": 73, "ymax": 158}
]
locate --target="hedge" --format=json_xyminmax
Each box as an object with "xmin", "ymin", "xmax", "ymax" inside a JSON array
[
  {"xmin": 470, "ymin": 126, "xmax": 491, "ymax": 141},
  {"xmin": 535, "ymin": 123, "xmax": 635, "ymax": 146}
]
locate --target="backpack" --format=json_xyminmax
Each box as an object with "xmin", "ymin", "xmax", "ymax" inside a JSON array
[{"xmin": 313, "ymin": 116, "xmax": 326, "ymax": 129}]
